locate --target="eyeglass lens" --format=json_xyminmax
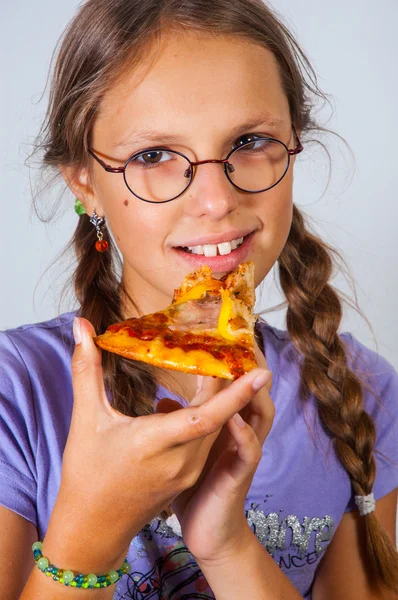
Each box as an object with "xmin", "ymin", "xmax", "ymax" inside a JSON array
[{"xmin": 124, "ymin": 138, "xmax": 289, "ymax": 202}]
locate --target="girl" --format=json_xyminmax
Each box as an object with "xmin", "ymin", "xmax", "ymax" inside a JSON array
[{"xmin": 1, "ymin": 1, "xmax": 397, "ymax": 598}]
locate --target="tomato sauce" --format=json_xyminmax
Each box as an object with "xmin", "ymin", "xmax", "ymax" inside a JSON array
[{"xmin": 107, "ymin": 316, "xmax": 253, "ymax": 379}]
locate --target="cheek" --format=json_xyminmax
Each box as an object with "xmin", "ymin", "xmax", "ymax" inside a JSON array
[
  {"xmin": 102, "ymin": 195, "xmax": 176, "ymax": 260},
  {"xmin": 259, "ymin": 173, "xmax": 293, "ymax": 243},
  {"xmin": 110, "ymin": 206, "xmax": 162, "ymax": 252}
]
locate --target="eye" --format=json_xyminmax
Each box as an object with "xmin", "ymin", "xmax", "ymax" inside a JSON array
[
  {"xmin": 232, "ymin": 133, "xmax": 265, "ymax": 150},
  {"xmin": 133, "ymin": 149, "xmax": 175, "ymax": 168}
]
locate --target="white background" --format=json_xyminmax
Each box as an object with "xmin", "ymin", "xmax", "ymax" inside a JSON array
[{"xmin": 1, "ymin": 0, "xmax": 397, "ymax": 369}]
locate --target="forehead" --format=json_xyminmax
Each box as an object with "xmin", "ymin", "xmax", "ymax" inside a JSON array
[{"xmin": 95, "ymin": 32, "xmax": 290, "ymax": 146}]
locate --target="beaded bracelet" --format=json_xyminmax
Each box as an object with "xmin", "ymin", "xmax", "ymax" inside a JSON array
[{"xmin": 32, "ymin": 542, "xmax": 131, "ymax": 589}]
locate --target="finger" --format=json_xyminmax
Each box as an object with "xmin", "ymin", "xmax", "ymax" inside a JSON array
[
  {"xmin": 185, "ymin": 376, "xmax": 228, "ymax": 463},
  {"xmin": 163, "ymin": 368, "xmax": 271, "ymax": 446},
  {"xmin": 254, "ymin": 338, "xmax": 271, "ymax": 393},
  {"xmin": 236, "ymin": 338, "xmax": 273, "ymax": 444},
  {"xmin": 71, "ymin": 317, "xmax": 116, "ymax": 419},
  {"xmin": 190, "ymin": 374, "xmax": 228, "ymax": 407},
  {"xmin": 156, "ymin": 398, "xmax": 184, "ymax": 414},
  {"xmin": 239, "ymin": 369, "xmax": 274, "ymax": 445},
  {"xmin": 225, "ymin": 413, "xmax": 262, "ymax": 480}
]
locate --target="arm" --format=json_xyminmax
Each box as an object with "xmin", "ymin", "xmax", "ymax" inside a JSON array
[
  {"xmin": 0, "ymin": 506, "xmax": 122, "ymax": 600},
  {"xmin": 196, "ymin": 525, "xmax": 303, "ymax": 600},
  {"xmin": 312, "ymin": 488, "xmax": 397, "ymax": 600},
  {"xmin": 20, "ymin": 490, "xmax": 134, "ymax": 600},
  {"xmin": 0, "ymin": 507, "xmax": 37, "ymax": 600}
]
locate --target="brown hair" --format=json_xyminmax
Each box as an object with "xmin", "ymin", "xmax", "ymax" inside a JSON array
[{"xmin": 33, "ymin": 0, "xmax": 397, "ymax": 593}]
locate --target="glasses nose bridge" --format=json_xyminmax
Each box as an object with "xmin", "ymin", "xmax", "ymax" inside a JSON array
[
  {"xmin": 185, "ymin": 157, "xmax": 234, "ymax": 180},
  {"xmin": 190, "ymin": 158, "xmax": 230, "ymax": 167}
]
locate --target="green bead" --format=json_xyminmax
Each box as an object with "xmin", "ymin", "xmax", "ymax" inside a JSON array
[
  {"xmin": 122, "ymin": 561, "xmax": 131, "ymax": 573},
  {"xmin": 37, "ymin": 557, "xmax": 49, "ymax": 571},
  {"xmin": 74, "ymin": 199, "xmax": 86, "ymax": 216},
  {"xmin": 109, "ymin": 570, "xmax": 119, "ymax": 583},
  {"xmin": 63, "ymin": 570, "xmax": 75, "ymax": 584},
  {"xmin": 32, "ymin": 541, "xmax": 43, "ymax": 552},
  {"xmin": 87, "ymin": 574, "xmax": 98, "ymax": 586}
]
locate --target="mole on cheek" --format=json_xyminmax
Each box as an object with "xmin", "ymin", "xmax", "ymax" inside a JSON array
[{"xmin": 124, "ymin": 199, "xmax": 129, "ymax": 207}]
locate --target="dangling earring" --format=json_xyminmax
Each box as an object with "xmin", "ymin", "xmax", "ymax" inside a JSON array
[{"xmin": 90, "ymin": 210, "xmax": 109, "ymax": 253}]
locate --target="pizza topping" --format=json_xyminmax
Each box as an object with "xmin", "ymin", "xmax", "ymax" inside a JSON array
[
  {"xmin": 162, "ymin": 331, "xmax": 254, "ymax": 378},
  {"xmin": 168, "ymin": 298, "xmax": 222, "ymax": 332},
  {"xmin": 172, "ymin": 280, "xmax": 223, "ymax": 305},
  {"xmin": 217, "ymin": 288, "xmax": 236, "ymax": 341}
]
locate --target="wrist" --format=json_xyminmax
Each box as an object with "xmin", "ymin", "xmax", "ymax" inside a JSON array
[
  {"xmin": 41, "ymin": 532, "xmax": 130, "ymax": 575},
  {"xmin": 195, "ymin": 523, "xmax": 255, "ymax": 569},
  {"xmin": 42, "ymin": 496, "xmax": 132, "ymax": 573}
]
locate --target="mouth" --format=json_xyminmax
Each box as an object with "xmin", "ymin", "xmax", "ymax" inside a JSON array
[
  {"xmin": 178, "ymin": 234, "xmax": 248, "ymax": 257},
  {"xmin": 172, "ymin": 232, "xmax": 255, "ymax": 273}
]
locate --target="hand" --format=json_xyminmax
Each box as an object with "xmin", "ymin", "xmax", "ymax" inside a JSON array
[
  {"xmin": 157, "ymin": 341, "xmax": 274, "ymax": 564},
  {"xmin": 42, "ymin": 318, "xmax": 270, "ymax": 572}
]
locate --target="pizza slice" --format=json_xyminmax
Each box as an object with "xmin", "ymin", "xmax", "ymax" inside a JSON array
[{"xmin": 94, "ymin": 261, "xmax": 258, "ymax": 379}]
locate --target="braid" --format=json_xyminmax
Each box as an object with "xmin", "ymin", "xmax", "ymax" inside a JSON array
[
  {"xmin": 278, "ymin": 205, "xmax": 398, "ymax": 593},
  {"xmin": 73, "ymin": 214, "xmax": 157, "ymax": 417}
]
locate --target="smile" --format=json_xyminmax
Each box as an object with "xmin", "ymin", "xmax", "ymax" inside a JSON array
[{"xmin": 179, "ymin": 235, "xmax": 247, "ymax": 257}]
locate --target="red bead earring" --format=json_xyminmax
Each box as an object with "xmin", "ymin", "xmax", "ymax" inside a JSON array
[{"xmin": 90, "ymin": 211, "xmax": 109, "ymax": 253}]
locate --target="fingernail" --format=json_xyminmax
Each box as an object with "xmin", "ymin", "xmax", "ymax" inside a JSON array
[
  {"xmin": 252, "ymin": 370, "xmax": 271, "ymax": 392},
  {"xmin": 73, "ymin": 317, "xmax": 82, "ymax": 345},
  {"xmin": 233, "ymin": 413, "xmax": 245, "ymax": 428}
]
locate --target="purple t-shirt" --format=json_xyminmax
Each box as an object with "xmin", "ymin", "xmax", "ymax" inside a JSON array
[{"xmin": 0, "ymin": 311, "xmax": 397, "ymax": 599}]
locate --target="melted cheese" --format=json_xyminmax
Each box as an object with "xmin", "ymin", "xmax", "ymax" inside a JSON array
[
  {"xmin": 217, "ymin": 288, "xmax": 237, "ymax": 341},
  {"xmin": 173, "ymin": 280, "xmax": 223, "ymax": 305}
]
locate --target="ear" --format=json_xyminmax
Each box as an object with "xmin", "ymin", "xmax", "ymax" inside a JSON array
[{"xmin": 60, "ymin": 165, "xmax": 105, "ymax": 217}]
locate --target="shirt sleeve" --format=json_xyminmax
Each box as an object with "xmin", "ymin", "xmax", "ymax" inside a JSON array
[
  {"xmin": 0, "ymin": 331, "xmax": 38, "ymax": 526},
  {"xmin": 343, "ymin": 334, "xmax": 398, "ymax": 512}
]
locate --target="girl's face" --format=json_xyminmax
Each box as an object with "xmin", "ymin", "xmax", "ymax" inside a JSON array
[{"xmin": 80, "ymin": 32, "xmax": 296, "ymax": 315}]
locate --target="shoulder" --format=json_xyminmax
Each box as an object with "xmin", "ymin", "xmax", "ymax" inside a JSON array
[
  {"xmin": 0, "ymin": 309, "xmax": 76, "ymax": 452},
  {"xmin": 256, "ymin": 320, "xmax": 398, "ymax": 501},
  {"xmin": 337, "ymin": 333, "xmax": 398, "ymax": 435},
  {"xmin": 256, "ymin": 318, "xmax": 397, "ymax": 392},
  {"xmin": 0, "ymin": 311, "xmax": 76, "ymax": 414},
  {"xmin": 340, "ymin": 332, "xmax": 397, "ymax": 390},
  {"xmin": 0, "ymin": 311, "xmax": 76, "ymax": 369},
  {"xmin": 256, "ymin": 319, "xmax": 398, "ymax": 425},
  {"xmin": 0, "ymin": 312, "xmax": 76, "ymax": 528}
]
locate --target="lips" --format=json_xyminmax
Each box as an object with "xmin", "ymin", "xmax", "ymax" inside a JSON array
[
  {"xmin": 180, "ymin": 235, "xmax": 246, "ymax": 256},
  {"xmin": 171, "ymin": 231, "xmax": 255, "ymax": 274},
  {"xmin": 172, "ymin": 228, "xmax": 255, "ymax": 248}
]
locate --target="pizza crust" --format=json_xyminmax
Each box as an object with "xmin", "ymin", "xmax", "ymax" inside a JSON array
[{"xmin": 95, "ymin": 330, "xmax": 256, "ymax": 379}]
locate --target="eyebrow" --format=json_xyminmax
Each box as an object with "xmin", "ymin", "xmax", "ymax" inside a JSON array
[{"xmin": 114, "ymin": 113, "xmax": 286, "ymax": 148}]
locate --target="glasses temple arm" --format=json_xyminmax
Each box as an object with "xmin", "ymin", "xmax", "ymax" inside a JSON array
[{"xmin": 88, "ymin": 149, "xmax": 125, "ymax": 173}]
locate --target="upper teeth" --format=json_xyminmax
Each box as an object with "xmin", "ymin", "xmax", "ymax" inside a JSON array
[{"xmin": 186, "ymin": 237, "xmax": 245, "ymax": 257}]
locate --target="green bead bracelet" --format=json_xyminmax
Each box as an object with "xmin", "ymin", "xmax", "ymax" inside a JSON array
[{"xmin": 32, "ymin": 542, "xmax": 131, "ymax": 589}]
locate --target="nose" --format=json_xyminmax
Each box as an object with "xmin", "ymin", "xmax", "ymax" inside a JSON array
[{"xmin": 183, "ymin": 161, "xmax": 239, "ymax": 220}]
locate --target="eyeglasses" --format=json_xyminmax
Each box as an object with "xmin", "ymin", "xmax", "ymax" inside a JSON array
[{"xmin": 88, "ymin": 126, "xmax": 303, "ymax": 204}]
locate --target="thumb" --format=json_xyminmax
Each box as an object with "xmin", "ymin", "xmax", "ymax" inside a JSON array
[{"xmin": 71, "ymin": 317, "xmax": 112, "ymax": 418}]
